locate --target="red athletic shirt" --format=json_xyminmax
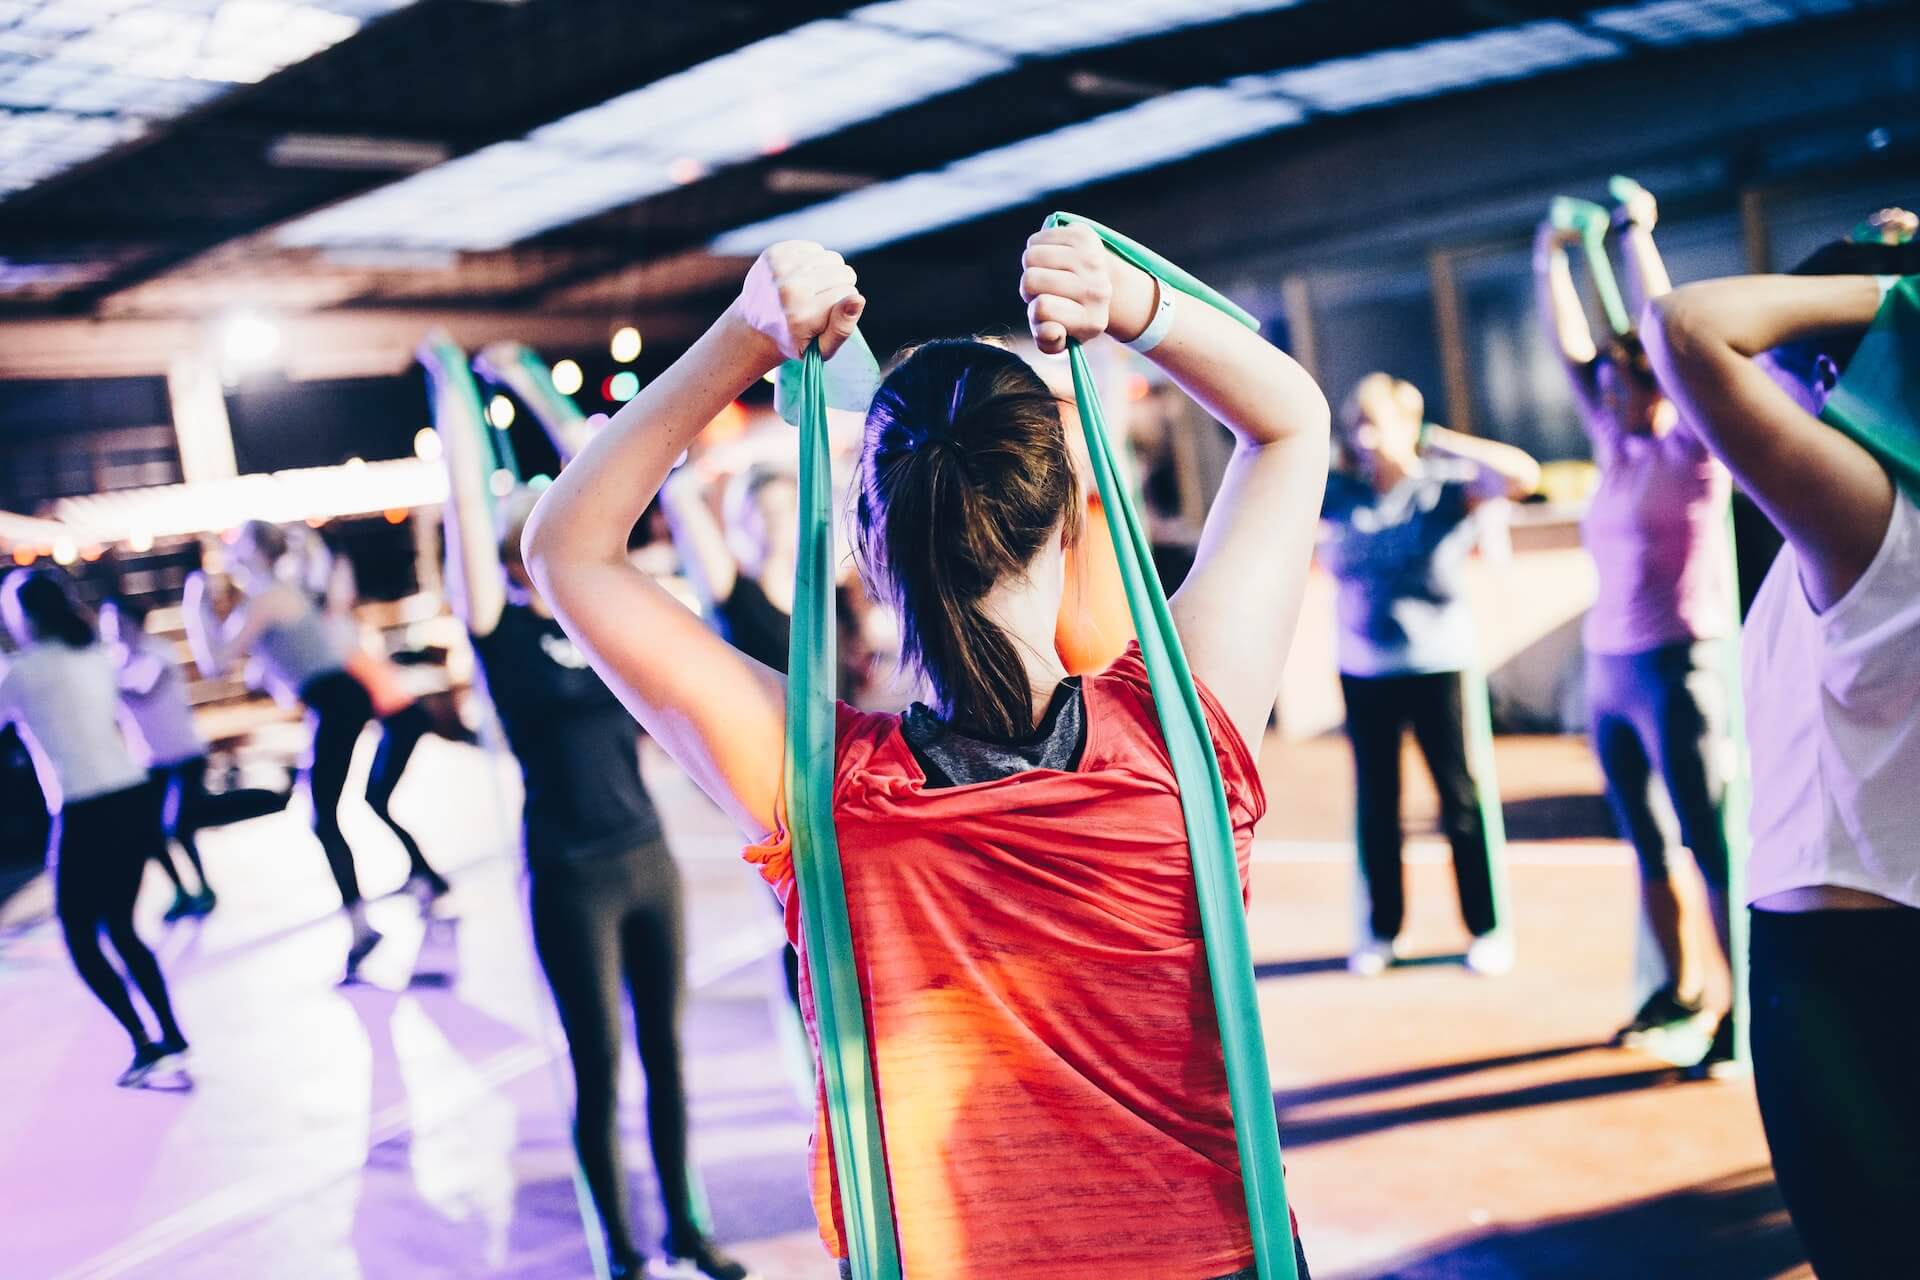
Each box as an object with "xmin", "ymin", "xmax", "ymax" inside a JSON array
[{"xmin": 744, "ymin": 644, "xmax": 1268, "ymax": 1279}]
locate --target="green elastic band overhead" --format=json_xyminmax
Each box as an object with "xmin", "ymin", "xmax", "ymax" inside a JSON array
[
  {"xmin": 1820, "ymin": 275, "xmax": 1920, "ymax": 497},
  {"xmin": 1549, "ymin": 195, "xmax": 1631, "ymax": 336},
  {"xmin": 786, "ymin": 339, "xmax": 902, "ymax": 1280},
  {"xmin": 1046, "ymin": 210, "xmax": 1297, "ymax": 1280}
]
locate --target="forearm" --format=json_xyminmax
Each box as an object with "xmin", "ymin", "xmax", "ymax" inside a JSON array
[
  {"xmin": 1617, "ymin": 222, "xmax": 1672, "ymax": 315},
  {"xmin": 181, "ymin": 578, "xmax": 227, "ymax": 675},
  {"xmin": 525, "ymin": 303, "xmax": 778, "ymax": 578},
  {"xmin": 1653, "ymin": 275, "xmax": 1883, "ymax": 362},
  {"xmin": 1533, "ymin": 233, "xmax": 1598, "ymax": 366},
  {"xmin": 1425, "ymin": 425, "xmax": 1541, "ymax": 498},
  {"xmin": 438, "ymin": 415, "xmax": 505, "ymax": 633},
  {"xmin": 1123, "ymin": 273, "xmax": 1330, "ymax": 451}
]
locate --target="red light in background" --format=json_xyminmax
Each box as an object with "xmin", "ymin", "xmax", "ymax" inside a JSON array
[{"xmin": 1124, "ymin": 373, "xmax": 1151, "ymax": 401}]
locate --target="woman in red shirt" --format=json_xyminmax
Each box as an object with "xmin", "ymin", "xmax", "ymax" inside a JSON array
[{"xmin": 523, "ymin": 221, "xmax": 1331, "ymax": 1279}]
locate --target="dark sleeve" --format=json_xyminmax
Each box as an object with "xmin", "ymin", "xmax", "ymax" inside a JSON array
[{"xmin": 1320, "ymin": 472, "xmax": 1365, "ymax": 523}]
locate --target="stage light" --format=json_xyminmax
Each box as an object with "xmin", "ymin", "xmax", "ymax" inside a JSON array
[
  {"xmin": 128, "ymin": 531, "xmax": 154, "ymax": 553},
  {"xmin": 413, "ymin": 428, "xmax": 443, "ymax": 461},
  {"xmin": 607, "ymin": 371, "xmax": 640, "ymax": 402},
  {"xmin": 218, "ymin": 310, "xmax": 282, "ymax": 375},
  {"xmin": 487, "ymin": 394, "xmax": 517, "ymax": 429},
  {"xmin": 52, "ymin": 540, "xmax": 77, "ymax": 566},
  {"xmin": 81, "ymin": 545, "xmax": 104, "ymax": 562},
  {"xmin": 11, "ymin": 548, "xmax": 35, "ymax": 567},
  {"xmin": 610, "ymin": 326, "xmax": 642, "ymax": 363},
  {"xmin": 1125, "ymin": 373, "xmax": 1151, "ymax": 401},
  {"xmin": 763, "ymin": 367, "xmax": 779, "ymax": 384},
  {"xmin": 489, "ymin": 469, "xmax": 515, "ymax": 497},
  {"xmin": 668, "ymin": 157, "xmax": 708, "ymax": 185},
  {"xmin": 529, "ymin": 475, "xmax": 554, "ymax": 490},
  {"xmin": 384, "ymin": 508, "xmax": 409, "ymax": 524},
  {"xmin": 551, "ymin": 359, "xmax": 584, "ymax": 395}
]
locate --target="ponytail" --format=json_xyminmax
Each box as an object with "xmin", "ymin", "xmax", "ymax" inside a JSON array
[{"xmin": 856, "ymin": 340, "xmax": 1080, "ymax": 739}]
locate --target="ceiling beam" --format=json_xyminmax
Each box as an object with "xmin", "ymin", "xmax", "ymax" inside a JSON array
[{"xmin": 0, "ymin": 307, "xmax": 701, "ymax": 382}]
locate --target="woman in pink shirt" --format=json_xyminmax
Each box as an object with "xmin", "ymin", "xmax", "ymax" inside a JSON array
[{"xmin": 1536, "ymin": 185, "xmax": 1736, "ymax": 1069}]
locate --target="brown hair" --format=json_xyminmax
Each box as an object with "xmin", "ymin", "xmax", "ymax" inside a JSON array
[{"xmin": 855, "ymin": 339, "xmax": 1081, "ymax": 738}]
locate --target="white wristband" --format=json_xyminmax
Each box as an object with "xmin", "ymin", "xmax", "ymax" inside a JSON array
[{"xmin": 1122, "ymin": 278, "xmax": 1176, "ymax": 354}]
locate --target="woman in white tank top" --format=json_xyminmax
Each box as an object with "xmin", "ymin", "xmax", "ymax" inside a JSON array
[{"xmin": 1644, "ymin": 216, "xmax": 1920, "ymax": 1280}]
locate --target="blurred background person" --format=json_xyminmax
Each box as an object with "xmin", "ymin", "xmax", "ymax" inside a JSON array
[
  {"xmin": 1321, "ymin": 373, "xmax": 1540, "ymax": 978},
  {"xmin": 0, "ymin": 569, "xmax": 188, "ymax": 1086},
  {"xmin": 1534, "ymin": 184, "xmax": 1737, "ymax": 1067}
]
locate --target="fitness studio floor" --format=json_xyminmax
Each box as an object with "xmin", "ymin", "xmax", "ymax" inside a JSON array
[{"xmin": 0, "ymin": 729, "xmax": 1806, "ymax": 1280}]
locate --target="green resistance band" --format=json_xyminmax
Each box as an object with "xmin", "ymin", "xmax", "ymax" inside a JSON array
[
  {"xmin": 477, "ymin": 341, "xmax": 590, "ymax": 448},
  {"xmin": 420, "ymin": 334, "xmax": 518, "ymax": 510},
  {"xmin": 786, "ymin": 339, "xmax": 902, "ymax": 1280},
  {"xmin": 1550, "ymin": 195, "xmax": 1631, "ymax": 337},
  {"xmin": 1044, "ymin": 210, "xmax": 1297, "ymax": 1280},
  {"xmin": 1821, "ymin": 276, "xmax": 1920, "ymax": 496}
]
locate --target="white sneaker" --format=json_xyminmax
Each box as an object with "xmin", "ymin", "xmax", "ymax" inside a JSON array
[
  {"xmin": 1348, "ymin": 937, "xmax": 1399, "ymax": 977},
  {"xmin": 1464, "ymin": 933, "xmax": 1515, "ymax": 977}
]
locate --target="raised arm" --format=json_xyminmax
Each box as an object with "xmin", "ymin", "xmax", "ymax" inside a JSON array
[
  {"xmin": 1423, "ymin": 424, "xmax": 1541, "ymax": 502},
  {"xmin": 182, "ymin": 571, "xmax": 234, "ymax": 676},
  {"xmin": 1533, "ymin": 223, "xmax": 1605, "ymax": 423},
  {"xmin": 423, "ymin": 335, "xmax": 509, "ymax": 637},
  {"xmin": 1645, "ymin": 274, "xmax": 1893, "ymax": 610},
  {"xmin": 658, "ymin": 464, "xmax": 740, "ymax": 613},
  {"xmin": 1021, "ymin": 222, "xmax": 1331, "ymax": 750},
  {"xmin": 1613, "ymin": 182, "xmax": 1673, "ymax": 316},
  {"xmin": 522, "ymin": 243, "xmax": 863, "ymax": 838}
]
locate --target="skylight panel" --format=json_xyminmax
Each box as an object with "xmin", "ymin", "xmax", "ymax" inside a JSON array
[
  {"xmin": 1587, "ymin": 0, "xmax": 1857, "ymax": 46},
  {"xmin": 1246, "ymin": 21, "xmax": 1620, "ymax": 112},
  {"xmin": 855, "ymin": 0, "xmax": 1305, "ymax": 58},
  {"xmin": 712, "ymin": 86, "xmax": 1302, "ymax": 255},
  {"xmin": 0, "ymin": 0, "xmax": 424, "ymax": 206}
]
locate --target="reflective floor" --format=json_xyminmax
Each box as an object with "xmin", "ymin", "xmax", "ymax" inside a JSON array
[{"xmin": 0, "ymin": 734, "xmax": 1807, "ymax": 1279}]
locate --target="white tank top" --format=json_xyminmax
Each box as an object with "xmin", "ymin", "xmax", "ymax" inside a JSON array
[
  {"xmin": 0, "ymin": 642, "xmax": 146, "ymax": 809},
  {"xmin": 1742, "ymin": 488, "xmax": 1920, "ymax": 909}
]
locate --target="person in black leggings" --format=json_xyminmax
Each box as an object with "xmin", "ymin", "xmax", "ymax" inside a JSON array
[
  {"xmin": 0, "ymin": 569, "xmax": 187, "ymax": 1086},
  {"xmin": 425, "ymin": 338, "xmax": 750, "ymax": 1280},
  {"xmin": 185, "ymin": 522, "xmax": 448, "ymax": 978},
  {"xmin": 102, "ymin": 594, "xmax": 293, "ymax": 921}
]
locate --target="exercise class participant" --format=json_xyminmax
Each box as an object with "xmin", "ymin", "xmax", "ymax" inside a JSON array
[
  {"xmin": 0, "ymin": 570, "xmax": 187, "ymax": 1086},
  {"xmin": 1644, "ymin": 215, "xmax": 1919, "ymax": 1280},
  {"xmin": 1535, "ymin": 185, "xmax": 1737, "ymax": 1063},
  {"xmin": 521, "ymin": 221, "xmax": 1330, "ymax": 1278},
  {"xmin": 427, "ymin": 346, "xmax": 750, "ymax": 1280},
  {"xmin": 1321, "ymin": 373, "xmax": 1540, "ymax": 978},
  {"xmin": 185, "ymin": 521, "xmax": 448, "ymax": 979}
]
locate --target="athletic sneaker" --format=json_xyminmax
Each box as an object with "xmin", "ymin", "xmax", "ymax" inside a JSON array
[
  {"xmin": 1686, "ymin": 1014, "xmax": 1747, "ymax": 1081},
  {"xmin": 163, "ymin": 888, "xmax": 199, "ymax": 922},
  {"xmin": 1348, "ymin": 937, "xmax": 1400, "ymax": 977},
  {"xmin": 116, "ymin": 1042, "xmax": 168, "ymax": 1088},
  {"xmin": 1464, "ymin": 933, "xmax": 1515, "ymax": 977},
  {"xmin": 1614, "ymin": 984, "xmax": 1704, "ymax": 1046},
  {"xmin": 654, "ymin": 1235, "xmax": 754, "ymax": 1280}
]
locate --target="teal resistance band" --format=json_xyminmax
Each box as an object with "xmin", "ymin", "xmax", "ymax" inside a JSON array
[
  {"xmin": 1044, "ymin": 210, "xmax": 1297, "ymax": 1280},
  {"xmin": 1821, "ymin": 275, "xmax": 1920, "ymax": 497},
  {"xmin": 785, "ymin": 339, "xmax": 902, "ymax": 1280},
  {"xmin": 1550, "ymin": 195, "xmax": 1631, "ymax": 337},
  {"xmin": 479, "ymin": 341, "xmax": 590, "ymax": 451}
]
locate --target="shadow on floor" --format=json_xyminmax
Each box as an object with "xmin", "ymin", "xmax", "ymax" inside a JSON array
[
  {"xmin": 1342, "ymin": 1165, "xmax": 1806, "ymax": 1280},
  {"xmin": 1276, "ymin": 1042, "xmax": 1605, "ymax": 1110},
  {"xmin": 1500, "ymin": 792, "xmax": 1617, "ymax": 842},
  {"xmin": 1280, "ymin": 1064, "xmax": 1681, "ymax": 1149}
]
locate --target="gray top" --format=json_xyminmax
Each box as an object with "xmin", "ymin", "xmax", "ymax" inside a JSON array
[{"xmin": 254, "ymin": 604, "xmax": 348, "ymax": 693}]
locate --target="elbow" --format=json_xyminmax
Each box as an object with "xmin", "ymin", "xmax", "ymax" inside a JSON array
[
  {"xmin": 1645, "ymin": 289, "xmax": 1714, "ymax": 371},
  {"xmin": 1510, "ymin": 457, "xmax": 1543, "ymax": 501},
  {"xmin": 518, "ymin": 490, "xmax": 563, "ymax": 597}
]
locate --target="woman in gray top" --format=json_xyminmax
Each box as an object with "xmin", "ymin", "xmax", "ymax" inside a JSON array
[{"xmin": 185, "ymin": 520, "xmax": 448, "ymax": 979}]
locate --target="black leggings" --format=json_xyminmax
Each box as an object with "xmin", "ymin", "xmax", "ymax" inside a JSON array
[
  {"xmin": 301, "ymin": 673, "xmax": 440, "ymax": 907},
  {"xmin": 1341, "ymin": 670, "xmax": 1497, "ymax": 941},
  {"xmin": 55, "ymin": 785, "xmax": 183, "ymax": 1050},
  {"xmin": 1587, "ymin": 642, "xmax": 1729, "ymax": 889},
  {"xmin": 529, "ymin": 844, "xmax": 695, "ymax": 1260},
  {"xmin": 147, "ymin": 755, "xmax": 293, "ymax": 894},
  {"xmin": 1750, "ymin": 907, "xmax": 1920, "ymax": 1280}
]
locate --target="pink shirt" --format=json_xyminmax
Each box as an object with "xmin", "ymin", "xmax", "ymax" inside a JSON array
[{"xmin": 1580, "ymin": 414, "xmax": 1733, "ymax": 656}]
